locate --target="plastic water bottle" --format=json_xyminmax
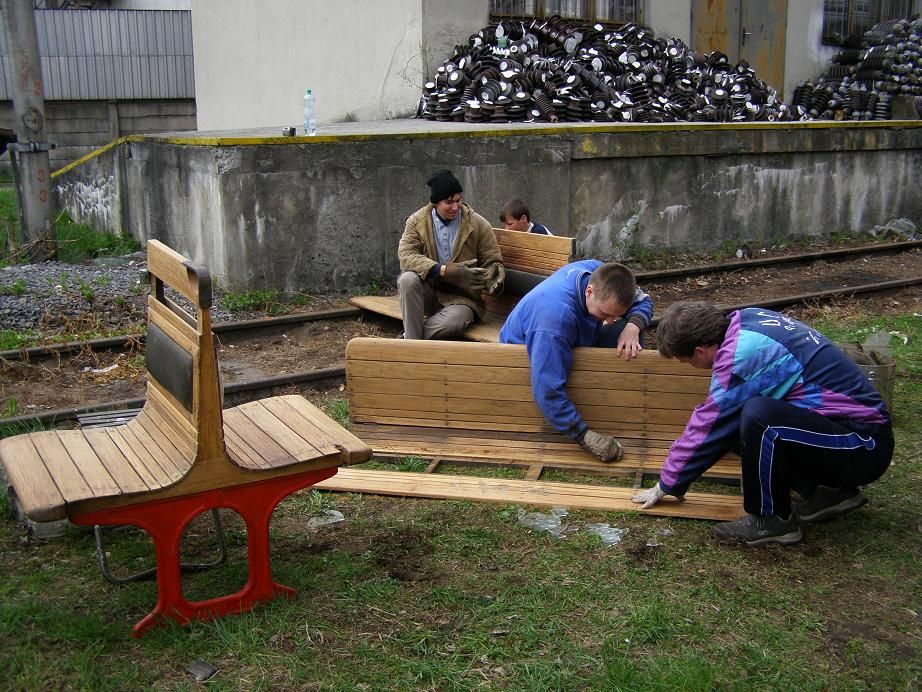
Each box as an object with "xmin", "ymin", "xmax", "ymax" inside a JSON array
[{"xmin": 303, "ymin": 88, "xmax": 316, "ymax": 136}]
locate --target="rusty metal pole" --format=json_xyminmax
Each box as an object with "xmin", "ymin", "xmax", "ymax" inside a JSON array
[{"xmin": 2, "ymin": 0, "xmax": 56, "ymax": 261}]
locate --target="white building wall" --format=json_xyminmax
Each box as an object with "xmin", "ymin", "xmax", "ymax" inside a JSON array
[
  {"xmin": 191, "ymin": 0, "xmax": 431, "ymax": 131},
  {"xmin": 784, "ymin": 0, "xmax": 838, "ymax": 99},
  {"xmin": 644, "ymin": 0, "xmax": 691, "ymax": 45}
]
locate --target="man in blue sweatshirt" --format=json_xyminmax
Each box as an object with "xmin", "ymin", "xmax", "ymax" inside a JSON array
[
  {"xmin": 632, "ymin": 302, "xmax": 893, "ymax": 546},
  {"xmin": 499, "ymin": 260, "xmax": 653, "ymax": 462}
]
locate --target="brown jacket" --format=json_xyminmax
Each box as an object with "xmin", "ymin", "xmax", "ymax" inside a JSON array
[{"xmin": 397, "ymin": 203, "xmax": 505, "ymax": 318}]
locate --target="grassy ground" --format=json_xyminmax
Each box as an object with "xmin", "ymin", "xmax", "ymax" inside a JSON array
[{"xmin": 1, "ymin": 309, "xmax": 920, "ymax": 689}]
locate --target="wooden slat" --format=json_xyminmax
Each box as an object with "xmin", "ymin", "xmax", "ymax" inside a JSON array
[
  {"xmin": 71, "ymin": 428, "xmax": 149, "ymax": 495},
  {"xmin": 315, "ymin": 468, "xmax": 742, "ymax": 521},
  {"xmin": 223, "ymin": 425, "xmax": 273, "ymax": 470},
  {"xmin": 349, "ymin": 295, "xmax": 402, "ymax": 320},
  {"xmin": 0, "ymin": 436, "xmax": 68, "ymax": 521},
  {"xmin": 82, "ymin": 427, "xmax": 162, "ymax": 489},
  {"xmin": 256, "ymin": 396, "xmax": 344, "ymax": 457},
  {"xmin": 147, "ymin": 239, "xmax": 206, "ymax": 306},
  {"xmin": 221, "ymin": 407, "xmax": 293, "ymax": 467},
  {"xmin": 108, "ymin": 425, "xmax": 186, "ymax": 484},
  {"xmin": 228, "ymin": 399, "xmax": 334, "ymax": 463},
  {"xmin": 144, "ymin": 384, "xmax": 196, "ymax": 452},
  {"xmin": 493, "ymin": 227, "xmax": 575, "ymax": 256},
  {"xmin": 272, "ymin": 395, "xmax": 371, "ymax": 464},
  {"xmin": 55, "ymin": 431, "xmax": 121, "ymax": 497},
  {"xmin": 147, "ymin": 295, "xmax": 198, "ymax": 351},
  {"xmin": 28, "ymin": 433, "xmax": 93, "ymax": 502}
]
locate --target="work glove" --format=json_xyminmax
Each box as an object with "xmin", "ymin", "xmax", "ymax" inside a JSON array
[
  {"xmin": 483, "ymin": 264, "xmax": 505, "ymax": 296},
  {"xmin": 443, "ymin": 260, "xmax": 487, "ymax": 293},
  {"xmin": 631, "ymin": 482, "xmax": 665, "ymax": 509},
  {"xmin": 579, "ymin": 429, "xmax": 623, "ymax": 463}
]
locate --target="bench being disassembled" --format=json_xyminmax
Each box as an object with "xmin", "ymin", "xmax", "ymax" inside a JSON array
[
  {"xmin": 0, "ymin": 240, "xmax": 371, "ymax": 636},
  {"xmin": 325, "ymin": 337, "xmax": 743, "ymax": 520},
  {"xmin": 350, "ymin": 228, "xmax": 576, "ymax": 342}
]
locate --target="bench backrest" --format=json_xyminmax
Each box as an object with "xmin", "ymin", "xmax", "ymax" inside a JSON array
[
  {"xmin": 485, "ymin": 229, "xmax": 576, "ymax": 322},
  {"xmin": 346, "ymin": 338, "xmax": 710, "ymax": 442},
  {"xmin": 144, "ymin": 240, "xmax": 223, "ymax": 460},
  {"xmin": 492, "ymin": 228, "xmax": 574, "ymax": 276}
]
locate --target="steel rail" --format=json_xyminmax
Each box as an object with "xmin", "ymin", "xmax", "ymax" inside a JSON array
[
  {"xmin": 0, "ymin": 365, "xmax": 345, "ymax": 428},
  {"xmin": 0, "ymin": 306, "xmax": 362, "ymax": 363},
  {"xmin": 647, "ymin": 277, "xmax": 922, "ymax": 326},
  {"xmin": 635, "ymin": 239, "xmax": 921, "ymax": 282}
]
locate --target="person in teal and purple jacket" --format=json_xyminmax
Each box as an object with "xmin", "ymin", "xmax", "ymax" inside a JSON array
[{"xmin": 632, "ymin": 302, "xmax": 893, "ymax": 547}]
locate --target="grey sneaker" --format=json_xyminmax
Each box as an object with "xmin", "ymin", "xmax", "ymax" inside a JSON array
[
  {"xmin": 713, "ymin": 513, "xmax": 803, "ymax": 546},
  {"xmin": 796, "ymin": 486, "xmax": 867, "ymax": 523}
]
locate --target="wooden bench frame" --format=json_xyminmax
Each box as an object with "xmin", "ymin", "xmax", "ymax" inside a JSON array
[
  {"xmin": 345, "ymin": 338, "xmax": 740, "ymax": 488},
  {"xmin": 0, "ymin": 240, "xmax": 371, "ymax": 636},
  {"xmin": 350, "ymin": 228, "xmax": 575, "ymax": 342}
]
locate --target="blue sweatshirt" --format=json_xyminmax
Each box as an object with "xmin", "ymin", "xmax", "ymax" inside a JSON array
[
  {"xmin": 499, "ymin": 260, "xmax": 654, "ymax": 439},
  {"xmin": 659, "ymin": 308, "xmax": 892, "ymax": 496}
]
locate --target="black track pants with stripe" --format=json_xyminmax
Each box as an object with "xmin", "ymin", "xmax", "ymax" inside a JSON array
[{"xmin": 738, "ymin": 397, "xmax": 893, "ymax": 517}]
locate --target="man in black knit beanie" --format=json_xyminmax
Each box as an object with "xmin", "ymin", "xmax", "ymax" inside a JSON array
[{"xmin": 396, "ymin": 170, "xmax": 505, "ymax": 339}]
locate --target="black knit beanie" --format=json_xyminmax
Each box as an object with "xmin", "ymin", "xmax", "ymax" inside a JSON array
[{"xmin": 427, "ymin": 169, "xmax": 463, "ymax": 203}]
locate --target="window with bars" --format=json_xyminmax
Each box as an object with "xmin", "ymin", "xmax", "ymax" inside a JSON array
[
  {"xmin": 822, "ymin": 0, "xmax": 916, "ymax": 44},
  {"xmin": 489, "ymin": 0, "xmax": 640, "ymax": 25}
]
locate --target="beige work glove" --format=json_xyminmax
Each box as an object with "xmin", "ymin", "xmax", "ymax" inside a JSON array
[
  {"xmin": 578, "ymin": 429, "xmax": 623, "ymax": 463},
  {"xmin": 483, "ymin": 264, "xmax": 505, "ymax": 296},
  {"xmin": 632, "ymin": 482, "xmax": 666, "ymax": 509},
  {"xmin": 443, "ymin": 260, "xmax": 487, "ymax": 293}
]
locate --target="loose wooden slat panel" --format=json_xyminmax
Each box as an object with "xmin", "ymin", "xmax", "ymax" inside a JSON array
[
  {"xmin": 55, "ymin": 431, "xmax": 121, "ymax": 497},
  {"xmin": 0, "ymin": 436, "xmax": 68, "ymax": 521},
  {"xmin": 316, "ymin": 468, "xmax": 742, "ymax": 521},
  {"xmin": 355, "ymin": 427, "xmax": 740, "ymax": 480},
  {"xmin": 493, "ymin": 228, "xmax": 574, "ymax": 255}
]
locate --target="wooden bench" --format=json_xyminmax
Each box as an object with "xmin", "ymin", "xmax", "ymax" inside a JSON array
[
  {"xmin": 0, "ymin": 240, "xmax": 371, "ymax": 637},
  {"xmin": 345, "ymin": 337, "xmax": 741, "ymax": 487},
  {"xmin": 350, "ymin": 228, "xmax": 575, "ymax": 342}
]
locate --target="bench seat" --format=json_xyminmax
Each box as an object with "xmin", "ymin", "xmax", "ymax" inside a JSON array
[{"xmin": 0, "ymin": 240, "xmax": 370, "ymax": 636}]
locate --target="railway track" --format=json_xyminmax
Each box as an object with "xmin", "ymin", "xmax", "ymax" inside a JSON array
[{"xmin": 2, "ymin": 239, "xmax": 919, "ymax": 428}]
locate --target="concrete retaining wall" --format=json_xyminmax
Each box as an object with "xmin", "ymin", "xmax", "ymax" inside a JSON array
[
  {"xmin": 0, "ymin": 99, "xmax": 196, "ymax": 176},
  {"xmin": 52, "ymin": 120, "xmax": 922, "ymax": 293}
]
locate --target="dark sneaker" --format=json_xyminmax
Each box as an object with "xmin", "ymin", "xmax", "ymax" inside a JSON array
[
  {"xmin": 796, "ymin": 486, "xmax": 867, "ymax": 523},
  {"xmin": 713, "ymin": 513, "xmax": 803, "ymax": 546}
]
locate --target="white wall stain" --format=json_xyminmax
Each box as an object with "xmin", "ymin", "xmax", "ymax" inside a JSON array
[{"xmin": 657, "ymin": 204, "xmax": 688, "ymax": 223}]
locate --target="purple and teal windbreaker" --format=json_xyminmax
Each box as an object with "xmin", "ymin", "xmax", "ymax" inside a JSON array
[
  {"xmin": 499, "ymin": 259, "xmax": 653, "ymax": 440},
  {"xmin": 658, "ymin": 308, "xmax": 892, "ymax": 496}
]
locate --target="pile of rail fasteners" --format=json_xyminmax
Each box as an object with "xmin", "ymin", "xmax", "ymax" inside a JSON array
[
  {"xmin": 418, "ymin": 16, "xmax": 801, "ymax": 125},
  {"xmin": 790, "ymin": 16, "xmax": 922, "ymax": 120}
]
